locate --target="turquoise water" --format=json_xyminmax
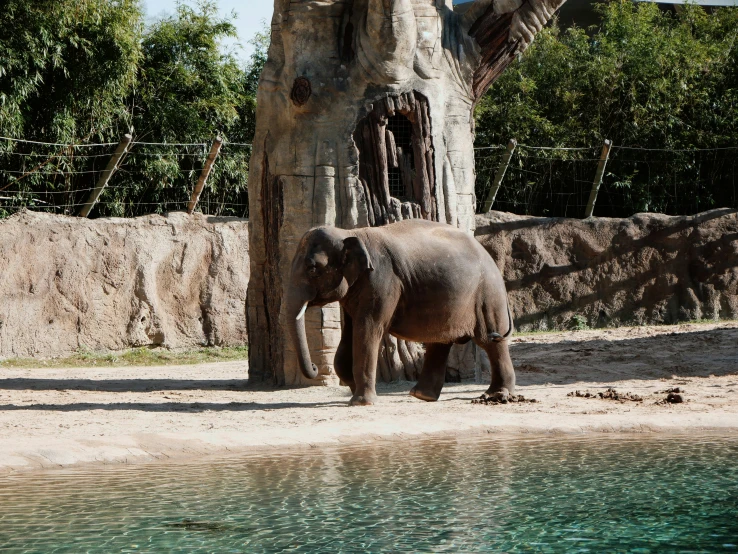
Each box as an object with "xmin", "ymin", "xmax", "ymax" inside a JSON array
[{"xmin": 1, "ymin": 434, "xmax": 737, "ymax": 553}]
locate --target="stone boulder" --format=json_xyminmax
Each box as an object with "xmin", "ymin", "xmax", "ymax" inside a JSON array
[
  {"xmin": 475, "ymin": 208, "xmax": 738, "ymax": 331},
  {"xmin": 0, "ymin": 211, "xmax": 249, "ymax": 359}
]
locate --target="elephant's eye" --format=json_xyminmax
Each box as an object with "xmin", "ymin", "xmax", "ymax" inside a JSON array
[{"xmin": 307, "ymin": 266, "xmax": 319, "ymax": 277}]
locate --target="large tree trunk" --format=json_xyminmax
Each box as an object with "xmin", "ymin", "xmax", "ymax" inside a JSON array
[{"xmin": 247, "ymin": 0, "xmax": 565, "ymax": 385}]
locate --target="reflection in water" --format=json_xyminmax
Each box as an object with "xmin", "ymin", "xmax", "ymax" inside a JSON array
[{"xmin": 1, "ymin": 434, "xmax": 737, "ymax": 552}]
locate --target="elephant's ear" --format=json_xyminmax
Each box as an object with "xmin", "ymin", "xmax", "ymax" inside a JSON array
[{"xmin": 342, "ymin": 236, "xmax": 374, "ymax": 287}]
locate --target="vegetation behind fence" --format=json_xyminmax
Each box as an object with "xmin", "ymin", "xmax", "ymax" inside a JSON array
[
  {"xmin": 2, "ymin": 135, "xmax": 736, "ymax": 221},
  {"xmin": 0, "ymin": 137, "xmax": 251, "ymax": 219},
  {"xmin": 1, "ymin": 0, "xmax": 736, "ymax": 221},
  {"xmin": 0, "ymin": 0, "xmax": 261, "ymax": 220},
  {"xmin": 474, "ymin": 0, "xmax": 738, "ymax": 217},
  {"xmin": 475, "ymin": 144, "xmax": 738, "ymax": 218}
]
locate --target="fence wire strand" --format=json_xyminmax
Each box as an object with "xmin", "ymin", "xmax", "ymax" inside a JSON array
[
  {"xmin": 475, "ymin": 143, "xmax": 738, "ymax": 217},
  {"xmin": 0, "ymin": 139, "xmax": 252, "ymax": 219},
  {"xmin": 2, "ymin": 137, "xmax": 736, "ymax": 220}
]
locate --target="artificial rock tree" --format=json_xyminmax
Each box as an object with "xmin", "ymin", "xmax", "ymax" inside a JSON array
[{"xmin": 248, "ymin": 0, "xmax": 565, "ymax": 385}]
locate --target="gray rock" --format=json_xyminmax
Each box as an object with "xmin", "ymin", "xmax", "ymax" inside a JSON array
[{"xmin": 0, "ymin": 210, "xmax": 249, "ymax": 359}]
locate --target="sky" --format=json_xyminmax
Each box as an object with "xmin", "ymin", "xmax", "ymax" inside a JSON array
[
  {"xmin": 143, "ymin": 0, "xmax": 274, "ymax": 59},
  {"xmin": 141, "ymin": 0, "xmax": 471, "ymax": 60},
  {"xmin": 142, "ymin": 0, "xmax": 738, "ymax": 61}
]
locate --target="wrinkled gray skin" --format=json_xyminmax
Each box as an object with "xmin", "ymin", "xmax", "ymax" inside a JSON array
[{"xmin": 286, "ymin": 219, "xmax": 514, "ymax": 406}]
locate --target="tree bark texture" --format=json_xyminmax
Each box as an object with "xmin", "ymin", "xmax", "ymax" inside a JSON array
[{"xmin": 247, "ymin": 0, "xmax": 566, "ymax": 385}]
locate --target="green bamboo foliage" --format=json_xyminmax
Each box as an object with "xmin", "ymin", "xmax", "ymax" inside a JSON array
[
  {"xmin": 1, "ymin": 1, "xmax": 735, "ymax": 219},
  {"xmin": 475, "ymin": 1, "xmax": 738, "ymax": 217},
  {"xmin": 0, "ymin": 0, "xmax": 142, "ymax": 143},
  {"xmin": 0, "ymin": 0, "xmax": 263, "ymax": 219}
]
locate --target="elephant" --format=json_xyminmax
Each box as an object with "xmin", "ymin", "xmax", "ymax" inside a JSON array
[{"xmin": 286, "ymin": 219, "xmax": 514, "ymax": 406}]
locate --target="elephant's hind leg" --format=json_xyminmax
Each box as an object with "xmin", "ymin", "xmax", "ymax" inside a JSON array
[
  {"xmin": 409, "ymin": 343, "xmax": 452, "ymax": 402},
  {"xmin": 479, "ymin": 339, "xmax": 516, "ymax": 401}
]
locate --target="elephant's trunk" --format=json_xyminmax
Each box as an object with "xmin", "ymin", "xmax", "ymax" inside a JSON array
[{"xmin": 286, "ymin": 285, "xmax": 319, "ymax": 380}]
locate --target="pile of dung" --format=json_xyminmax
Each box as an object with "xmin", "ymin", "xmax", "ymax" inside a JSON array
[
  {"xmin": 657, "ymin": 387, "xmax": 686, "ymax": 404},
  {"xmin": 567, "ymin": 387, "xmax": 643, "ymax": 402},
  {"xmin": 472, "ymin": 394, "xmax": 537, "ymax": 405}
]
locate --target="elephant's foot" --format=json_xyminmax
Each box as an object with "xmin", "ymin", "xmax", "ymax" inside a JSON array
[
  {"xmin": 409, "ymin": 386, "xmax": 440, "ymax": 402},
  {"xmin": 349, "ymin": 392, "xmax": 377, "ymax": 406},
  {"xmin": 480, "ymin": 388, "xmax": 511, "ymax": 404}
]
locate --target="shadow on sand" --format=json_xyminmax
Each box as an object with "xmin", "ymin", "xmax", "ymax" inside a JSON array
[
  {"xmin": 0, "ymin": 379, "xmax": 249, "ymax": 393},
  {"xmin": 0, "ymin": 400, "xmax": 348, "ymax": 413},
  {"xmin": 1, "ymin": 326, "xmax": 735, "ymax": 411}
]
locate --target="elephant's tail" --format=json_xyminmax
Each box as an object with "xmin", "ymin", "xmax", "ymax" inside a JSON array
[
  {"xmin": 490, "ymin": 295, "xmax": 514, "ymax": 342},
  {"xmin": 501, "ymin": 295, "xmax": 514, "ymax": 339}
]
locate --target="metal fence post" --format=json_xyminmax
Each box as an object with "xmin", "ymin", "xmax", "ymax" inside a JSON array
[
  {"xmin": 585, "ymin": 139, "xmax": 613, "ymax": 218},
  {"xmin": 79, "ymin": 134, "xmax": 132, "ymax": 217},
  {"xmin": 187, "ymin": 137, "xmax": 223, "ymax": 214},
  {"xmin": 482, "ymin": 138, "xmax": 517, "ymax": 213}
]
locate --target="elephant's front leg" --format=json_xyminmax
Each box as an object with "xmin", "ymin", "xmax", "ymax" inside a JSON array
[
  {"xmin": 349, "ymin": 318, "xmax": 384, "ymax": 406},
  {"xmin": 334, "ymin": 312, "xmax": 355, "ymax": 394}
]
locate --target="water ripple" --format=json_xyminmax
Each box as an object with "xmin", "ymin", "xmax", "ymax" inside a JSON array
[{"xmin": 1, "ymin": 434, "xmax": 737, "ymax": 552}]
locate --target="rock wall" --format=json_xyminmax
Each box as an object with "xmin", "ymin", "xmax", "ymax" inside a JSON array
[
  {"xmin": 0, "ymin": 211, "xmax": 249, "ymax": 359},
  {"xmin": 476, "ymin": 209, "xmax": 738, "ymax": 331},
  {"xmin": 2, "ymin": 208, "xmax": 736, "ymax": 364}
]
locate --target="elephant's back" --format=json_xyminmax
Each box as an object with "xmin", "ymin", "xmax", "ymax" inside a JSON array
[
  {"xmin": 369, "ymin": 219, "xmax": 500, "ymax": 285},
  {"xmin": 379, "ymin": 218, "xmax": 478, "ymax": 248},
  {"xmin": 378, "ymin": 219, "xmax": 496, "ymax": 268}
]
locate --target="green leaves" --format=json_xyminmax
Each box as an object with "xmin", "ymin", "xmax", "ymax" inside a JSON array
[
  {"xmin": 479, "ymin": 1, "xmax": 738, "ymax": 151},
  {"xmin": 475, "ymin": 1, "xmax": 738, "ymax": 216},
  {"xmin": 0, "ymin": 0, "xmax": 268, "ymax": 219},
  {"xmin": 134, "ymin": 0, "xmax": 244, "ymax": 143},
  {"xmin": 0, "ymin": 0, "xmax": 142, "ymax": 144}
]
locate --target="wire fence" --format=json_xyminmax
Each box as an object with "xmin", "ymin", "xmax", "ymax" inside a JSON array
[
  {"xmin": 475, "ymin": 142, "xmax": 738, "ymax": 218},
  {"xmin": 2, "ymin": 136, "xmax": 736, "ymax": 221},
  {"xmin": 0, "ymin": 137, "xmax": 251, "ymax": 219}
]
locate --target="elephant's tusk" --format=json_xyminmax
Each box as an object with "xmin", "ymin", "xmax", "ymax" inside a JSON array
[{"xmin": 296, "ymin": 302, "xmax": 308, "ymax": 321}]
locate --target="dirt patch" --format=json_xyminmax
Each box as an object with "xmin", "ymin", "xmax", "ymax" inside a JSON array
[{"xmin": 661, "ymin": 387, "xmax": 686, "ymax": 394}]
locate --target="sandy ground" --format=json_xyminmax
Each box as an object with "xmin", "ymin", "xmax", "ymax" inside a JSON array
[{"xmin": 1, "ymin": 322, "xmax": 737, "ymax": 474}]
